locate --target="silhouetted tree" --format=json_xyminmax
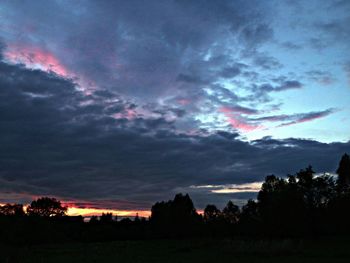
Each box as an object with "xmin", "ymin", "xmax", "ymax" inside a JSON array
[
  {"xmin": 151, "ymin": 194, "xmax": 199, "ymax": 224},
  {"xmin": 240, "ymin": 199, "xmax": 259, "ymax": 223},
  {"xmin": 311, "ymin": 174, "xmax": 336, "ymax": 209},
  {"xmin": 0, "ymin": 204, "xmax": 25, "ymax": 216},
  {"xmin": 337, "ymin": 153, "xmax": 350, "ymax": 189},
  {"xmin": 150, "ymin": 193, "xmax": 201, "ymax": 236},
  {"xmin": 134, "ymin": 213, "xmax": 140, "ymax": 223},
  {"xmin": 239, "ymin": 199, "xmax": 260, "ymax": 234},
  {"xmin": 172, "ymin": 193, "xmax": 198, "ymax": 220},
  {"xmin": 222, "ymin": 201, "xmax": 240, "ymax": 224},
  {"xmin": 296, "ymin": 166, "xmax": 316, "ymax": 210},
  {"xmin": 203, "ymin": 204, "xmax": 221, "ymax": 223},
  {"xmin": 119, "ymin": 218, "xmax": 132, "ymax": 225},
  {"xmin": 328, "ymin": 190, "xmax": 350, "ymax": 234},
  {"xmin": 89, "ymin": 215, "xmax": 99, "ymax": 223},
  {"xmin": 100, "ymin": 212, "xmax": 113, "ymax": 223},
  {"xmin": 27, "ymin": 197, "xmax": 67, "ymax": 217},
  {"xmin": 151, "ymin": 201, "xmax": 171, "ymax": 225},
  {"xmin": 258, "ymin": 174, "xmax": 307, "ymax": 235}
]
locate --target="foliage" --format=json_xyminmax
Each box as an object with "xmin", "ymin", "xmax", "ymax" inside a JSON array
[
  {"xmin": 26, "ymin": 197, "xmax": 67, "ymax": 217},
  {"xmin": 0, "ymin": 204, "xmax": 25, "ymax": 216}
]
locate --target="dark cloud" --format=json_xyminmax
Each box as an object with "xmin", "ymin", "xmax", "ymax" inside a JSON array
[
  {"xmin": 314, "ymin": 17, "xmax": 350, "ymax": 45},
  {"xmin": 309, "ymin": 12, "xmax": 350, "ymax": 51},
  {"xmin": 176, "ymin": 73, "xmax": 205, "ymax": 84},
  {"xmin": 248, "ymin": 80, "xmax": 303, "ymax": 103},
  {"xmin": 251, "ymin": 108, "xmax": 336, "ymax": 127},
  {"xmin": 275, "ymin": 80, "xmax": 303, "ymax": 91},
  {"xmin": 0, "ymin": 0, "xmax": 277, "ymax": 106},
  {"xmin": 308, "ymin": 37, "xmax": 330, "ymax": 51},
  {"xmin": 0, "ymin": 41, "xmax": 5, "ymax": 60},
  {"xmin": 227, "ymin": 105, "xmax": 259, "ymax": 115},
  {"xmin": 253, "ymin": 54, "xmax": 282, "ymax": 70},
  {"xmin": 280, "ymin": 41, "xmax": 303, "ymax": 50},
  {"xmin": 277, "ymin": 109, "xmax": 335, "ymax": 127},
  {"xmin": 0, "ymin": 60, "xmax": 348, "ymax": 209},
  {"xmin": 219, "ymin": 66, "xmax": 241, "ymax": 79},
  {"xmin": 344, "ymin": 62, "xmax": 350, "ymax": 85},
  {"xmin": 306, "ymin": 70, "xmax": 336, "ymax": 85},
  {"xmin": 239, "ymin": 23, "xmax": 274, "ymax": 48}
]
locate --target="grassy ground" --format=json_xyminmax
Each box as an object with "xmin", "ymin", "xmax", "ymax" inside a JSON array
[{"xmin": 1, "ymin": 237, "xmax": 350, "ymax": 263}]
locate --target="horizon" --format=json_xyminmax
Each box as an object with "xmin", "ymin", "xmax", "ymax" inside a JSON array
[
  {"xmin": 0, "ymin": 0, "xmax": 349, "ymax": 213},
  {"xmin": 0, "ymin": 170, "xmax": 340, "ymax": 217}
]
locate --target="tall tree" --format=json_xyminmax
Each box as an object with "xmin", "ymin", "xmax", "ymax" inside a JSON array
[{"xmin": 336, "ymin": 153, "xmax": 350, "ymax": 188}]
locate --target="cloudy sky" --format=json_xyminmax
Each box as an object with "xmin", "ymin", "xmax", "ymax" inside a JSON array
[{"xmin": 0, "ymin": 0, "xmax": 349, "ymax": 214}]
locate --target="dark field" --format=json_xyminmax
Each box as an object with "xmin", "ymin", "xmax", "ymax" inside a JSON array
[{"xmin": 2, "ymin": 237, "xmax": 350, "ymax": 263}]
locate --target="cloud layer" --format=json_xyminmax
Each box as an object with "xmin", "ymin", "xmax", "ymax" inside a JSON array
[{"xmin": 0, "ymin": 58, "xmax": 349, "ymax": 209}]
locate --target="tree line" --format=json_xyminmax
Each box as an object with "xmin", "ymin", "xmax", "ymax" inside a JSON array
[{"xmin": 1, "ymin": 153, "xmax": 350, "ymax": 244}]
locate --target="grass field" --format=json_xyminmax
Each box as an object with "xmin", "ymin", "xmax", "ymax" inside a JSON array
[{"xmin": 1, "ymin": 237, "xmax": 350, "ymax": 263}]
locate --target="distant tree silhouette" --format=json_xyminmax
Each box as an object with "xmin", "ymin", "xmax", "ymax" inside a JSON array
[
  {"xmin": 172, "ymin": 193, "xmax": 199, "ymax": 222},
  {"xmin": 27, "ymin": 197, "xmax": 67, "ymax": 217},
  {"xmin": 0, "ymin": 204, "xmax": 25, "ymax": 216},
  {"xmin": 119, "ymin": 218, "xmax": 132, "ymax": 225},
  {"xmin": 311, "ymin": 173, "xmax": 336, "ymax": 208},
  {"xmin": 328, "ymin": 190, "xmax": 350, "ymax": 233},
  {"xmin": 89, "ymin": 215, "xmax": 99, "ymax": 223},
  {"xmin": 326, "ymin": 153, "xmax": 350, "ymax": 233},
  {"xmin": 151, "ymin": 201, "xmax": 170, "ymax": 225},
  {"xmin": 337, "ymin": 153, "xmax": 350, "ymax": 189},
  {"xmin": 222, "ymin": 201, "xmax": 240, "ymax": 224},
  {"xmin": 240, "ymin": 200, "xmax": 259, "ymax": 222},
  {"xmin": 258, "ymin": 173, "xmax": 308, "ymax": 235},
  {"xmin": 134, "ymin": 213, "xmax": 140, "ymax": 223},
  {"xmin": 203, "ymin": 204, "xmax": 221, "ymax": 223},
  {"xmin": 151, "ymin": 194, "xmax": 199, "ymax": 224},
  {"xmin": 238, "ymin": 199, "xmax": 260, "ymax": 235},
  {"xmin": 151, "ymin": 193, "xmax": 201, "ymax": 236},
  {"xmin": 296, "ymin": 166, "xmax": 317, "ymax": 208},
  {"xmin": 100, "ymin": 212, "xmax": 114, "ymax": 223},
  {"xmin": 255, "ymin": 166, "xmax": 340, "ymax": 236}
]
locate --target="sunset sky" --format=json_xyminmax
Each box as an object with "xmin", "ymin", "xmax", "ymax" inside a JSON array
[{"xmin": 0, "ymin": 0, "xmax": 349, "ymax": 215}]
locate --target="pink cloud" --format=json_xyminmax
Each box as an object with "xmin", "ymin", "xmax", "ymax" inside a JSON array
[
  {"xmin": 219, "ymin": 106, "xmax": 260, "ymax": 132},
  {"xmin": 177, "ymin": 98, "xmax": 191, "ymax": 106},
  {"xmin": 277, "ymin": 109, "xmax": 336, "ymax": 127},
  {"xmin": 220, "ymin": 105, "xmax": 258, "ymax": 115},
  {"xmin": 4, "ymin": 45, "xmax": 71, "ymax": 78},
  {"xmin": 112, "ymin": 108, "xmax": 138, "ymax": 120}
]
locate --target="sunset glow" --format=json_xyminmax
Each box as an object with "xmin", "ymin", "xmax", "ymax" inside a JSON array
[
  {"xmin": 66, "ymin": 206, "xmax": 150, "ymax": 218},
  {"xmin": 4, "ymin": 45, "xmax": 70, "ymax": 78}
]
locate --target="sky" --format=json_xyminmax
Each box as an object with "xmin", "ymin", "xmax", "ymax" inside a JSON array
[{"xmin": 0, "ymin": 0, "xmax": 349, "ymax": 215}]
